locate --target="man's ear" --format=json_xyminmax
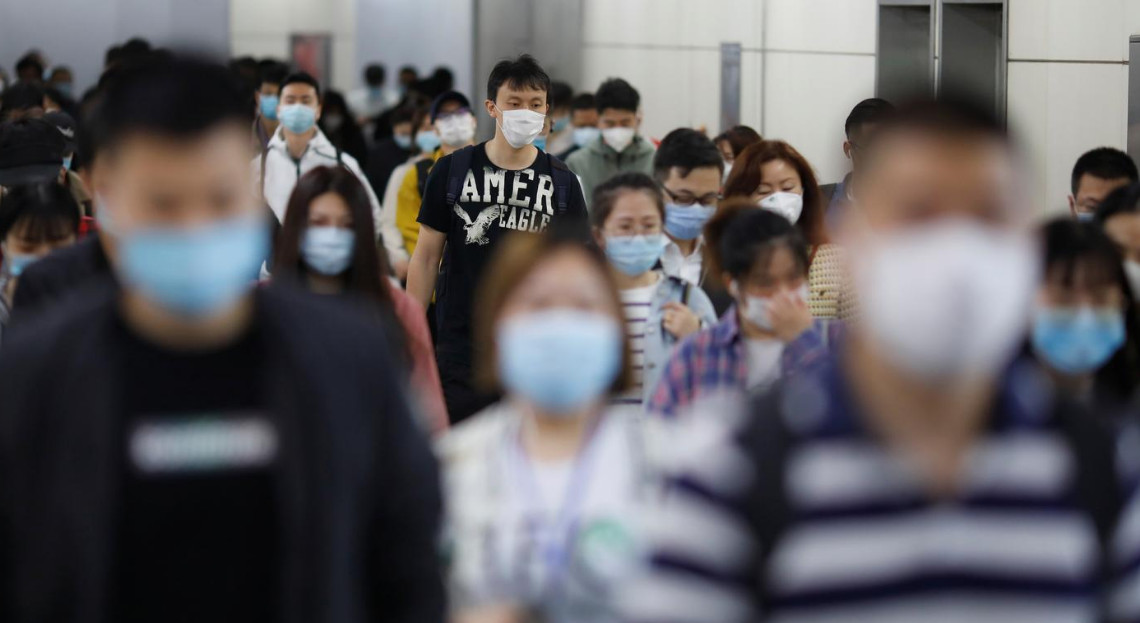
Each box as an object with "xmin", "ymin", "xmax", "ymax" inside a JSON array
[
  {"xmin": 843, "ymin": 140, "xmax": 853, "ymax": 160},
  {"xmin": 484, "ymin": 99, "xmax": 497, "ymax": 119},
  {"xmin": 1068, "ymin": 195, "xmax": 1078, "ymax": 217}
]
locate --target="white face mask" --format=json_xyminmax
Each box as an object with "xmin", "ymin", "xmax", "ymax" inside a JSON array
[
  {"xmin": 437, "ymin": 114, "xmax": 476, "ymax": 146},
  {"xmin": 722, "ymin": 161, "xmax": 733, "ymax": 183},
  {"xmin": 495, "ymin": 107, "xmax": 545, "ymax": 148},
  {"xmin": 851, "ymin": 219, "xmax": 1037, "ymax": 381},
  {"xmin": 758, "ymin": 192, "xmax": 804, "ymax": 224},
  {"xmin": 1125, "ymin": 260, "xmax": 1140, "ymax": 300},
  {"xmin": 602, "ymin": 127, "xmax": 635, "ymax": 152},
  {"xmin": 734, "ymin": 283, "xmax": 810, "ymax": 331}
]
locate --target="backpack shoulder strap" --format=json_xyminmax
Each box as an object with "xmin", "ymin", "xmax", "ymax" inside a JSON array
[
  {"xmin": 445, "ymin": 146, "xmax": 476, "ymax": 207},
  {"xmin": 547, "ymin": 152, "xmax": 572, "ymax": 215},
  {"xmin": 1055, "ymin": 402, "xmax": 1123, "ymax": 553},
  {"xmin": 415, "ymin": 158, "xmax": 434, "ymax": 198}
]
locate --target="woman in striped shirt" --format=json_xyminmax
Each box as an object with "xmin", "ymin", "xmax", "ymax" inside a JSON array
[{"xmin": 589, "ymin": 172, "xmax": 717, "ymax": 406}]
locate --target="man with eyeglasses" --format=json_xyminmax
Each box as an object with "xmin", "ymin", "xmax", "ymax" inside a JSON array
[
  {"xmin": 821, "ymin": 98, "xmax": 894, "ymax": 233},
  {"xmin": 653, "ymin": 128, "xmax": 723, "ymax": 289}
]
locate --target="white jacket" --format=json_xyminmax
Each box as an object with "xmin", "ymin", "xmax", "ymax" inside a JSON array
[{"xmin": 251, "ymin": 128, "xmax": 383, "ymax": 237}]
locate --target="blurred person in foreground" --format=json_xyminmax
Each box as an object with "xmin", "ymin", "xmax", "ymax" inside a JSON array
[
  {"xmin": 627, "ymin": 99, "xmax": 1140, "ymax": 623},
  {"xmin": 272, "ymin": 165, "xmax": 448, "ymax": 433},
  {"xmin": 1070, "ymin": 147, "xmax": 1137, "ymax": 221},
  {"xmin": 0, "ymin": 182, "xmax": 81, "ymax": 344},
  {"xmin": 1097, "ymin": 182, "xmax": 1140, "ymax": 299},
  {"xmin": 1029, "ymin": 218, "xmax": 1140, "ymax": 413},
  {"xmin": 439, "ymin": 228, "xmax": 665, "ymax": 623},
  {"xmin": 0, "ymin": 56, "xmax": 443, "ymax": 623}
]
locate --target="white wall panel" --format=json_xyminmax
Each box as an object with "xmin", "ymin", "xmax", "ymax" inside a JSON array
[
  {"xmin": 1009, "ymin": 0, "xmax": 1129, "ymax": 61},
  {"xmin": 766, "ymin": 0, "xmax": 877, "ymax": 53}
]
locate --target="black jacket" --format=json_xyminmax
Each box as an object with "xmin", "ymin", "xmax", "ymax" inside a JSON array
[
  {"xmin": 11, "ymin": 235, "xmax": 112, "ymax": 316},
  {"xmin": 0, "ymin": 282, "xmax": 444, "ymax": 623}
]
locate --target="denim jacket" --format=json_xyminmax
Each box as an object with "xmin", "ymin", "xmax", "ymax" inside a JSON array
[{"xmin": 638, "ymin": 276, "xmax": 718, "ymax": 404}]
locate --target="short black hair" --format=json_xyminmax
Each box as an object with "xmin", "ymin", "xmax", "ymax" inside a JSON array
[
  {"xmin": 590, "ymin": 172, "xmax": 664, "ymax": 229},
  {"xmin": 863, "ymin": 96, "xmax": 1011, "ymax": 170},
  {"xmin": 15, "ymin": 53, "xmax": 44, "ymax": 78},
  {"xmin": 0, "ymin": 82, "xmax": 45, "ymax": 118},
  {"xmin": 93, "ymin": 55, "xmax": 252, "ymax": 154},
  {"xmin": 570, "ymin": 93, "xmax": 595, "ymax": 112},
  {"xmin": 281, "ymin": 72, "xmax": 322, "ymax": 100},
  {"xmin": 0, "ymin": 182, "xmax": 81, "ymax": 243},
  {"xmin": 432, "ymin": 66, "xmax": 455, "ymax": 91},
  {"xmin": 486, "ymin": 54, "xmax": 550, "ymax": 104},
  {"xmin": 654, "ymin": 128, "xmax": 724, "ymax": 181},
  {"xmin": 844, "ymin": 98, "xmax": 894, "ymax": 138},
  {"xmin": 549, "ymin": 81, "xmax": 573, "ymax": 110},
  {"xmin": 364, "ymin": 63, "xmax": 385, "ymax": 86},
  {"xmin": 707, "ymin": 203, "xmax": 810, "ymax": 280},
  {"xmin": 259, "ymin": 62, "xmax": 289, "ymax": 88},
  {"xmin": 595, "ymin": 78, "xmax": 639, "ymax": 114},
  {"xmin": 1096, "ymin": 182, "xmax": 1140, "ymax": 224},
  {"xmin": 1071, "ymin": 147, "xmax": 1139, "ymax": 196},
  {"xmin": 399, "ymin": 65, "xmax": 417, "ymax": 77}
]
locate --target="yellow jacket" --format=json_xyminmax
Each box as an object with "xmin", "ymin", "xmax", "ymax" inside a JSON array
[{"xmin": 395, "ymin": 149, "xmax": 442, "ymax": 256}]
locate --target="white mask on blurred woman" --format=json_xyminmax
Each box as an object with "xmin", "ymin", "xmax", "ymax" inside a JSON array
[{"xmin": 851, "ymin": 219, "xmax": 1037, "ymax": 380}]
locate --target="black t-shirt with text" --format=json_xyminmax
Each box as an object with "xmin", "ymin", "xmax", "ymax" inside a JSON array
[
  {"xmin": 111, "ymin": 315, "xmax": 278, "ymax": 623},
  {"xmin": 417, "ymin": 143, "xmax": 588, "ymax": 360}
]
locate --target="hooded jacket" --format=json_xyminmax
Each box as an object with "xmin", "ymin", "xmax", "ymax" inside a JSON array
[{"xmin": 565, "ymin": 134, "xmax": 656, "ymax": 208}]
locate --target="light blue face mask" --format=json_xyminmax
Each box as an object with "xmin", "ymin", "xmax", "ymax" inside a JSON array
[
  {"xmin": 62, "ymin": 155, "xmax": 73, "ymax": 171},
  {"xmin": 552, "ymin": 116, "xmax": 570, "ymax": 133},
  {"xmin": 604, "ymin": 233, "xmax": 668, "ymax": 276},
  {"xmin": 1032, "ymin": 306, "xmax": 1125, "ymax": 375},
  {"xmin": 301, "ymin": 226, "xmax": 355, "ymax": 276},
  {"xmin": 534, "ymin": 136, "xmax": 547, "ymax": 151},
  {"xmin": 117, "ymin": 214, "xmax": 269, "ymax": 317},
  {"xmin": 664, "ymin": 203, "xmax": 716, "ymax": 241},
  {"xmin": 415, "ymin": 131, "xmax": 441, "ymax": 153},
  {"xmin": 393, "ymin": 133, "xmax": 413, "ymax": 150},
  {"xmin": 259, "ymin": 95, "xmax": 280, "ymax": 122},
  {"xmin": 573, "ymin": 126, "xmax": 600, "ymax": 147},
  {"xmin": 1075, "ymin": 211, "xmax": 1095, "ymax": 223},
  {"xmin": 2, "ymin": 247, "xmax": 40, "ymax": 277},
  {"xmin": 279, "ymin": 103, "xmax": 316, "ymax": 134},
  {"xmin": 497, "ymin": 308, "xmax": 622, "ymax": 413}
]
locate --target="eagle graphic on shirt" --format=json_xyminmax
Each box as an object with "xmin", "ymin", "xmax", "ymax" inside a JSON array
[{"xmin": 454, "ymin": 205, "xmax": 502, "ymax": 246}]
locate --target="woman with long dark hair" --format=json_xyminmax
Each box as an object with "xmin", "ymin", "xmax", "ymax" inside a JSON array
[{"xmin": 274, "ymin": 165, "xmax": 448, "ymax": 432}]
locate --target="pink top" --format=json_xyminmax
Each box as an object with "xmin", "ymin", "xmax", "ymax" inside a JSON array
[{"xmin": 387, "ymin": 283, "xmax": 449, "ymax": 434}]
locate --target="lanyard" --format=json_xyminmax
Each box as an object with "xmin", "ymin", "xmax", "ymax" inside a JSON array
[{"xmin": 507, "ymin": 417, "xmax": 604, "ymax": 599}]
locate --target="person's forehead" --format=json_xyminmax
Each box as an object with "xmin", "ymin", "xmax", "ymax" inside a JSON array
[
  {"xmin": 108, "ymin": 123, "xmax": 251, "ymax": 167},
  {"xmin": 865, "ymin": 130, "xmax": 1013, "ymax": 178},
  {"xmin": 665, "ymin": 165, "xmax": 721, "ymax": 188},
  {"xmin": 600, "ymin": 108, "xmax": 636, "ymax": 118},
  {"xmin": 439, "ymin": 100, "xmax": 463, "ymax": 113},
  {"xmin": 282, "ymin": 83, "xmax": 317, "ymax": 98},
  {"xmin": 1076, "ymin": 173, "xmax": 1132, "ymax": 197},
  {"xmin": 497, "ymin": 83, "xmax": 546, "ymax": 101}
]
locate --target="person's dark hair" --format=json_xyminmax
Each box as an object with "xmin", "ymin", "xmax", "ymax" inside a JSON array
[
  {"xmin": 281, "ymin": 72, "xmax": 322, "ymax": 100},
  {"xmin": 364, "ymin": 63, "xmax": 385, "ymax": 87},
  {"xmin": 15, "ymin": 54, "xmax": 44, "ymax": 80},
  {"xmin": 321, "ymin": 90, "xmax": 349, "ymax": 116},
  {"xmin": 0, "ymin": 82, "xmax": 45, "ymax": 120},
  {"xmin": 590, "ymin": 172, "xmax": 665, "ymax": 229},
  {"xmin": 570, "ymin": 93, "xmax": 595, "ymax": 112},
  {"xmin": 398, "ymin": 65, "xmax": 418, "ymax": 80},
  {"xmin": 105, "ymin": 45, "xmax": 124, "ymax": 68},
  {"xmin": 654, "ymin": 128, "xmax": 724, "ymax": 181},
  {"xmin": 713, "ymin": 125, "xmax": 762, "ymax": 159},
  {"xmin": 724, "ymin": 140, "xmax": 827, "ymax": 246},
  {"xmin": 595, "ymin": 78, "xmax": 639, "ymax": 114},
  {"xmin": 0, "ymin": 182, "xmax": 81, "ymax": 243},
  {"xmin": 474, "ymin": 227, "xmax": 634, "ymax": 394},
  {"xmin": 1071, "ymin": 147, "xmax": 1139, "ymax": 196},
  {"xmin": 1040, "ymin": 217, "xmax": 1140, "ymax": 402},
  {"xmin": 863, "ymin": 97, "xmax": 1012, "ymax": 172},
  {"xmin": 704, "ymin": 197, "xmax": 810, "ymax": 280},
  {"xmin": 390, "ymin": 105, "xmax": 416, "ymax": 127},
  {"xmin": 49, "ymin": 66, "xmax": 72, "ymax": 81},
  {"xmin": 844, "ymin": 98, "xmax": 895, "ymax": 139},
  {"xmin": 1097, "ymin": 182, "xmax": 1140, "ymax": 225},
  {"xmin": 93, "ymin": 55, "xmax": 253, "ymax": 155},
  {"xmin": 274, "ymin": 166, "xmax": 406, "ymax": 356},
  {"xmin": 432, "ymin": 66, "xmax": 455, "ymax": 91},
  {"xmin": 258, "ymin": 62, "xmax": 289, "ymax": 88},
  {"xmin": 549, "ymin": 81, "xmax": 573, "ymax": 111},
  {"xmin": 486, "ymin": 55, "xmax": 550, "ymax": 104}
]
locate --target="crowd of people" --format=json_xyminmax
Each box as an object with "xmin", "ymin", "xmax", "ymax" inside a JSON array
[{"xmin": 0, "ymin": 40, "xmax": 1139, "ymax": 623}]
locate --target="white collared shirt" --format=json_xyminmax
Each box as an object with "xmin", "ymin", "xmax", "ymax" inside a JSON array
[{"xmin": 661, "ymin": 237, "xmax": 705, "ymax": 285}]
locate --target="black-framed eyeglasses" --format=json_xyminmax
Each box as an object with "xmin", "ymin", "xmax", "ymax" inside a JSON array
[{"xmin": 662, "ymin": 185, "xmax": 720, "ymax": 208}]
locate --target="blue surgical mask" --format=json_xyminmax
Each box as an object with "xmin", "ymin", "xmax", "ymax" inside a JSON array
[
  {"xmin": 1076, "ymin": 211, "xmax": 1095, "ymax": 223},
  {"xmin": 552, "ymin": 115, "xmax": 570, "ymax": 133},
  {"xmin": 117, "ymin": 214, "xmax": 269, "ymax": 317},
  {"xmin": 534, "ymin": 136, "xmax": 547, "ymax": 151},
  {"xmin": 415, "ymin": 131, "xmax": 441, "ymax": 153},
  {"xmin": 497, "ymin": 308, "xmax": 622, "ymax": 413},
  {"xmin": 394, "ymin": 133, "xmax": 412, "ymax": 150},
  {"xmin": 301, "ymin": 226, "xmax": 355, "ymax": 276},
  {"xmin": 573, "ymin": 126, "xmax": 600, "ymax": 147},
  {"xmin": 604, "ymin": 233, "xmax": 668, "ymax": 276},
  {"xmin": 1032, "ymin": 306, "xmax": 1125, "ymax": 375},
  {"xmin": 56, "ymin": 82, "xmax": 73, "ymax": 98},
  {"xmin": 62, "ymin": 155, "xmax": 73, "ymax": 171},
  {"xmin": 1, "ymin": 245, "xmax": 40, "ymax": 277},
  {"xmin": 664, "ymin": 203, "xmax": 716, "ymax": 241},
  {"xmin": 279, "ymin": 103, "xmax": 317, "ymax": 134},
  {"xmin": 260, "ymin": 95, "xmax": 280, "ymax": 121}
]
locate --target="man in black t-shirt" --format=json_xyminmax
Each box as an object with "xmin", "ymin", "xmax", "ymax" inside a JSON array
[
  {"xmin": 406, "ymin": 54, "xmax": 589, "ymax": 423},
  {"xmin": 0, "ymin": 57, "xmax": 442, "ymax": 623}
]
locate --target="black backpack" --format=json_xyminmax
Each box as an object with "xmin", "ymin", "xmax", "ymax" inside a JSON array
[{"xmin": 420, "ymin": 145, "xmax": 575, "ymax": 215}]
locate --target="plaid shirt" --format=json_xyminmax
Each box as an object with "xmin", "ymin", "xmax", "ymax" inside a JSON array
[{"xmin": 648, "ymin": 308, "xmax": 843, "ymax": 418}]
